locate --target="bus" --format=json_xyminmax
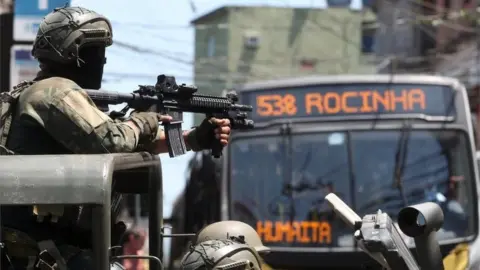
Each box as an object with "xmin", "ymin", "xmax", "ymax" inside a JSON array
[{"xmin": 169, "ymin": 75, "xmax": 480, "ymax": 269}]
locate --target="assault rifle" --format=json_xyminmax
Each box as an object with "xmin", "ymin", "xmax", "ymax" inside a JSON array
[{"xmin": 86, "ymin": 74, "xmax": 254, "ymax": 158}]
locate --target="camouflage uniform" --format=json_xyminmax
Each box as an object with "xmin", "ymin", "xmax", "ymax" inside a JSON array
[
  {"xmin": 7, "ymin": 77, "xmax": 139, "ymax": 155},
  {"xmin": 1, "ymin": 5, "xmax": 223, "ymax": 270}
]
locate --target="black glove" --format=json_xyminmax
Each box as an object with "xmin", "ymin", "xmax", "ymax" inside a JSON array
[
  {"xmin": 185, "ymin": 118, "xmax": 218, "ymax": 151},
  {"xmin": 128, "ymin": 112, "xmax": 160, "ymax": 144}
]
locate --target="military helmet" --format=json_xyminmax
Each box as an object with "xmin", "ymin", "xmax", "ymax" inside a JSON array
[
  {"xmin": 32, "ymin": 6, "xmax": 113, "ymax": 64},
  {"xmin": 196, "ymin": 221, "xmax": 270, "ymax": 254},
  {"xmin": 181, "ymin": 239, "xmax": 262, "ymax": 270}
]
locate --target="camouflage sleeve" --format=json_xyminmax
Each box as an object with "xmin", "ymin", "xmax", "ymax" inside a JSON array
[
  {"xmin": 22, "ymin": 83, "xmax": 140, "ymax": 154},
  {"xmin": 49, "ymin": 89, "xmax": 140, "ymax": 153}
]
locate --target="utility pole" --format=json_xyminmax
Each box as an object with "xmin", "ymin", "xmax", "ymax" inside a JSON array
[
  {"xmin": 341, "ymin": 18, "xmax": 349, "ymax": 73},
  {"xmin": 0, "ymin": 2, "xmax": 10, "ymax": 265},
  {"xmin": 476, "ymin": 0, "xmax": 480, "ymax": 147},
  {"xmin": 391, "ymin": 7, "xmax": 399, "ymax": 75},
  {"xmin": 0, "ymin": 0, "xmax": 13, "ymax": 92}
]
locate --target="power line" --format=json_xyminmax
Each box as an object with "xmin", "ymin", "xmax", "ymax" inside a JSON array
[
  {"xmin": 111, "ymin": 4, "xmax": 477, "ymax": 63},
  {"xmin": 109, "ymin": 4, "xmax": 478, "ymax": 85},
  {"xmin": 110, "ymin": 21, "xmax": 192, "ymax": 29},
  {"xmin": 111, "ymin": 39, "xmax": 278, "ymax": 80},
  {"xmin": 110, "ymin": 34, "xmax": 463, "ymax": 83},
  {"xmin": 102, "ymin": 73, "xmax": 230, "ymax": 88},
  {"xmin": 111, "ymin": 5, "xmax": 480, "ymax": 31},
  {"xmin": 103, "ymin": 66, "xmax": 281, "ymax": 83},
  {"xmin": 107, "ymin": 47, "xmax": 193, "ymax": 73},
  {"xmin": 114, "ymin": 40, "xmax": 193, "ymax": 66}
]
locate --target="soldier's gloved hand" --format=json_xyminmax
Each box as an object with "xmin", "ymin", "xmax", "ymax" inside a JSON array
[
  {"xmin": 128, "ymin": 112, "xmax": 172, "ymax": 144},
  {"xmin": 185, "ymin": 117, "xmax": 231, "ymax": 151}
]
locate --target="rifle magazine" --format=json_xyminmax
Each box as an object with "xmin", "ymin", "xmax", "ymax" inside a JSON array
[{"xmin": 164, "ymin": 122, "xmax": 187, "ymax": 157}]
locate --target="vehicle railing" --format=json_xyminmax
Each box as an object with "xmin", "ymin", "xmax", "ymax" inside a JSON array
[{"xmin": 0, "ymin": 153, "xmax": 164, "ymax": 270}]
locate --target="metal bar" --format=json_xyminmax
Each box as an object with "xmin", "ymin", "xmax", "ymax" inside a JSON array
[
  {"xmin": 161, "ymin": 234, "xmax": 196, "ymax": 238},
  {"xmin": 92, "ymin": 205, "xmax": 111, "ymax": 270},
  {"xmin": 134, "ymin": 195, "xmax": 141, "ymax": 226},
  {"xmin": 149, "ymin": 161, "xmax": 163, "ymax": 270},
  {"xmin": 476, "ymin": 0, "xmax": 480, "ymax": 146},
  {"xmin": 0, "ymin": 0, "xmax": 13, "ymax": 92}
]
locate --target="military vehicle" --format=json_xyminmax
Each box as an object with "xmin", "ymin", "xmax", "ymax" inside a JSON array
[{"xmin": 0, "ymin": 153, "xmax": 187, "ymax": 270}]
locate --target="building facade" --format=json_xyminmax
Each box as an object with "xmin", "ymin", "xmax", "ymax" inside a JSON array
[
  {"xmin": 373, "ymin": 0, "xmax": 476, "ymax": 76},
  {"xmin": 373, "ymin": 0, "xmax": 480, "ymax": 144},
  {"xmin": 191, "ymin": 5, "xmax": 378, "ymax": 123},
  {"xmin": 373, "ymin": 0, "xmax": 439, "ymax": 73}
]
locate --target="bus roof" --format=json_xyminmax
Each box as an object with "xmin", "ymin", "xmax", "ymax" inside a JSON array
[{"xmin": 237, "ymin": 74, "xmax": 462, "ymax": 92}]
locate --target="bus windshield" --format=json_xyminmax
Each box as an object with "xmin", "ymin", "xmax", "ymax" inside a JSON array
[{"xmin": 229, "ymin": 130, "xmax": 476, "ymax": 248}]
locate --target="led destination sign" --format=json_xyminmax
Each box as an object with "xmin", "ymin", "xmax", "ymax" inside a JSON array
[
  {"xmin": 256, "ymin": 221, "xmax": 332, "ymax": 244},
  {"xmin": 241, "ymin": 84, "xmax": 455, "ymax": 122}
]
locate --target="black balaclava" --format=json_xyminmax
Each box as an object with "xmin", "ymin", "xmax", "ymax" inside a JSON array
[{"xmin": 36, "ymin": 44, "xmax": 107, "ymax": 90}]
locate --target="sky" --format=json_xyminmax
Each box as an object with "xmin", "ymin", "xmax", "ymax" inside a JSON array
[{"xmin": 67, "ymin": 0, "xmax": 362, "ymax": 262}]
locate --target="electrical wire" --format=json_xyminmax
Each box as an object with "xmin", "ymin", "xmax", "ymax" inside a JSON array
[
  {"xmin": 111, "ymin": 39, "xmax": 280, "ymax": 80},
  {"xmin": 110, "ymin": 5, "xmax": 480, "ymax": 31},
  {"xmin": 106, "ymin": 1, "xmax": 476, "ymax": 78},
  {"xmin": 111, "ymin": 1, "xmax": 477, "ymax": 54},
  {"xmin": 112, "ymin": 6, "xmax": 477, "ymax": 62},
  {"xmin": 107, "ymin": 4, "xmax": 480, "ymax": 85}
]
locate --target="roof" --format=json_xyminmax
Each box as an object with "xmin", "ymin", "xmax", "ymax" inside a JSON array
[
  {"xmin": 237, "ymin": 74, "xmax": 463, "ymax": 92},
  {"xmin": 190, "ymin": 5, "xmax": 374, "ymax": 25},
  {"xmin": 190, "ymin": 6, "xmax": 230, "ymax": 25}
]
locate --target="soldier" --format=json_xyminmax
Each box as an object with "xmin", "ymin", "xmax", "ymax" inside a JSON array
[
  {"xmin": 0, "ymin": 6, "xmax": 231, "ymax": 270},
  {"xmin": 180, "ymin": 239, "xmax": 263, "ymax": 270},
  {"xmin": 195, "ymin": 221, "xmax": 270, "ymax": 256}
]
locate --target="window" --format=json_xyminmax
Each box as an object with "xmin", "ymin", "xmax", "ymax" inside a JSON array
[
  {"xmin": 243, "ymin": 31, "xmax": 260, "ymax": 49},
  {"xmin": 351, "ymin": 130, "xmax": 475, "ymax": 241},
  {"xmin": 361, "ymin": 22, "xmax": 376, "ymax": 54},
  {"xmin": 327, "ymin": 0, "xmax": 352, "ymax": 7},
  {"xmin": 420, "ymin": 29, "xmax": 436, "ymax": 55},
  {"xmin": 229, "ymin": 130, "xmax": 476, "ymax": 247},
  {"xmin": 300, "ymin": 59, "xmax": 317, "ymax": 70},
  {"xmin": 229, "ymin": 134, "xmax": 353, "ymax": 247},
  {"xmin": 362, "ymin": 34, "xmax": 374, "ymax": 53},
  {"xmin": 244, "ymin": 36, "xmax": 260, "ymax": 49},
  {"xmin": 207, "ymin": 35, "xmax": 215, "ymax": 57},
  {"xmin": 362, "ymin": 0, "xmax": 374, "ymax": 8}
]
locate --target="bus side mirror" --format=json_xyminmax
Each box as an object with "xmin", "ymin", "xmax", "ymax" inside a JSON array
[{"xmin": 398, "ymin": 202, "xmax": 445, "ymax": 270}]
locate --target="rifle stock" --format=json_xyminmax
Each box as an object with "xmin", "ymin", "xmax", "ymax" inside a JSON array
[{"xmin": 86, "ymin": 74, "xmax": 254, "ymax": 158}]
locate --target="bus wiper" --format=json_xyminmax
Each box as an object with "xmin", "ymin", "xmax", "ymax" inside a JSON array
[
  {"xmin": 283, "ymin": 149, "xmax": 312, "ymax": 193},
  {"xmin": 392, "ymin": 119, "xmax": 412, "ymax": 208}
]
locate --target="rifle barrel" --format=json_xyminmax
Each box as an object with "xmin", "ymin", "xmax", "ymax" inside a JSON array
[{"xmin": 85, "ymin": 89, "xmax": 134, "ymax": 105}]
